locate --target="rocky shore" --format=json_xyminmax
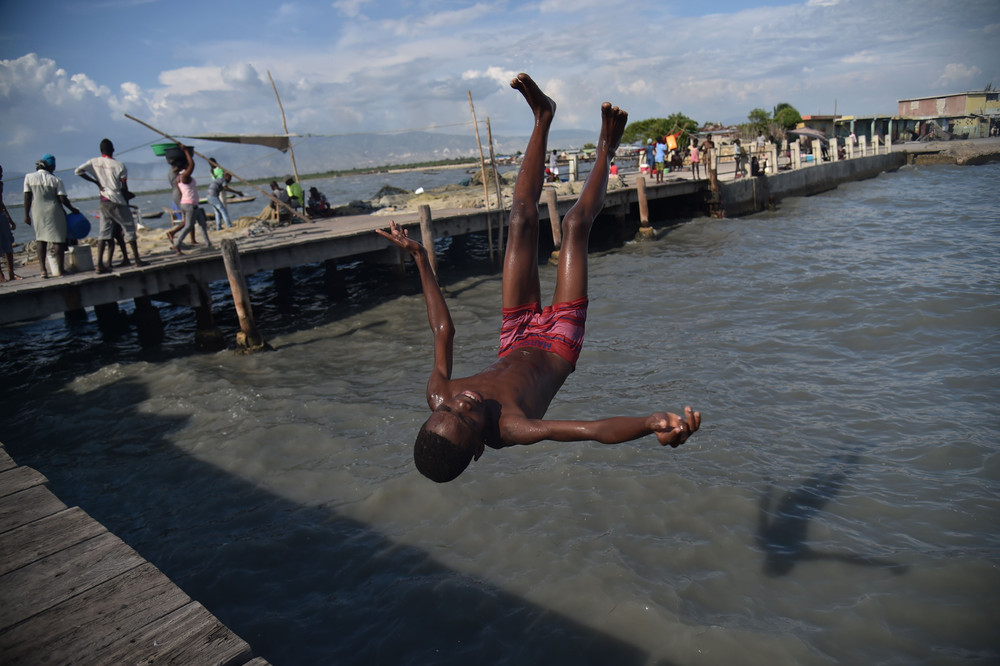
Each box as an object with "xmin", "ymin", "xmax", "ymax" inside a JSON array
[{"xmin": 896, "ymin": 136, "xmax": 1000, "ymax": 165}]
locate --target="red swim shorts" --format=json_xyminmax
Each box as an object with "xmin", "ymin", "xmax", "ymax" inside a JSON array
[{"xmin": 499, "ymin": 297, "xmax": 588, "ymax": 369}]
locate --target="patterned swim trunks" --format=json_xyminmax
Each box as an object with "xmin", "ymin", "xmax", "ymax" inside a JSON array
[{"xmin": 499, "ymin": 297, "xmax": 588, "ymax": 369}]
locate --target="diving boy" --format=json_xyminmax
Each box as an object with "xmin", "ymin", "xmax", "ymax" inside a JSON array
[{"xmin": 377, "ymin": 73, "xmax": 700, "ymax": 482}]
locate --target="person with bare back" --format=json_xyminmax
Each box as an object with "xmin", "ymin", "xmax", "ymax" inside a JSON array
[{"xmin": 377, "ymin": 73, "xmax": 701, "ymax": 483}]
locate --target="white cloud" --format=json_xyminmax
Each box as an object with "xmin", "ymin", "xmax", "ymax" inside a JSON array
[
  {"xmin": 332, "ymin": 0, "xmax": 368, "ymax": 17},
  {"xmin": 936, "ymin": 63, "xmax": 983, "ymax": 87}
]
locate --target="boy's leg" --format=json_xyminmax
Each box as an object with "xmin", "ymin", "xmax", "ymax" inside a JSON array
[
  {"xmin": 502, "ymin": 73, "xmax": 555, "ymax": 310},
  {"xmin": 552, "ymin": 103, "xmax": 627, "ymax": 305}
]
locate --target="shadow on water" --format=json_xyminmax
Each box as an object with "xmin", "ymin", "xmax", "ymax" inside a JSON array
[
  {"xmin": 3, "ymin": 377, "xmax": 669, "ymax": 666},
  {"xmin": 756, "ymin": 452, "xmax": 908, "ymax": 577}
]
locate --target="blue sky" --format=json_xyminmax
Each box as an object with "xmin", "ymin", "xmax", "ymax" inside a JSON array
[{"xmin": 2, "ymin": 0, "xmax": 998, "ymax": 180}]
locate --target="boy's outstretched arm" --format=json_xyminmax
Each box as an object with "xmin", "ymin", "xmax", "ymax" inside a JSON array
[
  {"xmin": 504, "ymin": 407, "xmax": 701, "ymax": 449},
  {"xmin": 376, "ymin": 221, "xmax": 455, "ymax": 408}
]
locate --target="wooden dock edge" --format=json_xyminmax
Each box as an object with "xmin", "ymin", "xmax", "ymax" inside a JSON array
[{"xmin": 0, "ymin": 442, "xmax": 270, "ymax": 666}]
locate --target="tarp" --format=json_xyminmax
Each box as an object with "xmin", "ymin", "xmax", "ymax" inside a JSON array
[{"xmin": 180, "ymin": 133, "xmax": 297, "ymax": 152}]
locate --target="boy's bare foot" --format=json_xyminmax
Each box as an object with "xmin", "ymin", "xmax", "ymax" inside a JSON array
[
  {"xmin": 510, "ymin": 73, "xmax": 555, "ymax": 121},
  {"xmin": 135, "ymin": 259, "xmax": 148, "ymax": 267},
  {"xmin": 598, "ymin": 102, "xmax": 628, "ymax": 156}
]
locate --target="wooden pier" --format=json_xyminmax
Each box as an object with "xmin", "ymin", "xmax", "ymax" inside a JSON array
[
  {"xmin": 0, "ymin": 442, "xmax": 269, "ymax": 665},
  {"xmin": 0, "ymin": 178, "xmax": 703, "ymax": 338},
  {"xmin": 0, "ymin": 149, "xmax": 908, "ymax": 345}
]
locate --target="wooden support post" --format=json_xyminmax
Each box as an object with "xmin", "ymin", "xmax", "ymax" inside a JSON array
[
  {"xmin": 323, "ymin": 259, "xmax": 347, "ymax": 299},
  {"xmin": 220, "ymin": 239, "xmax": 271, "ymax": 353},
  {"xmin": 635, "ymin": 176, "xmax": 654, "ymax": 240},
  {"xmin": 133, "ymin": 296, "xmax": 163, "ymax": 347},
  {"xmin": 94, "ymin": 302, "xmax": 126, "ymax": 336},
  {"xmin": 273, "ymin": 267, "xmax": 293, "ymax": 293},
  {"xmin": 544, "ymin": 189, "xmax": 562, "ymax": 265},
  {"xmin": 192, "ymin": 279, "xmax": 224, "ymax": 352},
  {"xmin": 418, "ymin": 205, "xmax": 439, "ymax": 277}
]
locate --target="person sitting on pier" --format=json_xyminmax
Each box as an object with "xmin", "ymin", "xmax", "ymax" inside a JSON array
[
  {"xmin": 377, "ymin": 73, "xmax": 701, "ymax": 483},
  {"xmin": 307, "ymin": 187, "xmax": 330, "ymax": 216}
]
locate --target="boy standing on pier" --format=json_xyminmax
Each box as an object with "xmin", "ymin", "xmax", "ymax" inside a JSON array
[{"xmin": 377, "ymin": 73, "xmax": 700, "ymax": 483}]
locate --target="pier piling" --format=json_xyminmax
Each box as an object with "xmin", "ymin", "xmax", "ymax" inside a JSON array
[
  {"xmin": 635, "ymin": 177, "xmax": 654, "ymax": 240},
  {"xmin": 220, "ymin": 239, "xmax": 270, "ymax": 353},
  {"xmin": 418, "ymin": 205, "xmax": 439, "ymax": 277}
]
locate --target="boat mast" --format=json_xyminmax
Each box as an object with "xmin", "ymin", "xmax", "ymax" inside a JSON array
[{"xmin": 267, "ymin": 70, "xmax": 301, "ymax": 188}]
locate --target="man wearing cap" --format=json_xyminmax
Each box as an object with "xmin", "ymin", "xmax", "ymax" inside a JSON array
[
  {"xmin": 75, "ymin": 138, "xmax": 147, "ymax": 273},
  {"xmin": 23, "ymin": 154, "xmax": 79, "ymax": 278}
]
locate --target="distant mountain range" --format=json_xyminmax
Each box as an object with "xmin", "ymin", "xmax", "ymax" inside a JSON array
[{"xmin": 121, "ymin": 128, "xmax": 596, "ymax": 195}]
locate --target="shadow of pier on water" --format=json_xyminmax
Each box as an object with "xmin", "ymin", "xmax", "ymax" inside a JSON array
[{"xmin": 4, "ymin": 377, "xmax": 669, "ymax": 666}]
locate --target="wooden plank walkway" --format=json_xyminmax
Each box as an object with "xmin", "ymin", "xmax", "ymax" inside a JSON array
[{"xmin": 0, "ymin": 443, "xmax": 269, "ymax": 666}]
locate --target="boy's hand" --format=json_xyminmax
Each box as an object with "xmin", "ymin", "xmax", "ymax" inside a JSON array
[
  {"xmin": 376, "ymin": 220, "xmax": 425, "ymax": 256},
  {"xmin": 650, "ymin": 406, "xmax": 701, "ymax": 448}
]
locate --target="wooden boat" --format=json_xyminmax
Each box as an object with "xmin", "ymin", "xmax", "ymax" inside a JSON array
[
  {"xmin": 140, "ymin": 210, "xmax": 164, "ymax": 219},
  {"xmin": 198, "ymin": 196, "xmax": 256, "ymax": 205}
]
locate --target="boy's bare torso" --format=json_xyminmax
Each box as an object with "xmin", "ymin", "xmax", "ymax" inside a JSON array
[{"xmin": 438, "ymin": 348, "xmax": 572, "ymax": 447}]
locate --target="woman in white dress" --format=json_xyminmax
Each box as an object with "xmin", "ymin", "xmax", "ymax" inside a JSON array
[{"xmin": 23, "ymin": 154, "xmax": 79, "ymax": 278}]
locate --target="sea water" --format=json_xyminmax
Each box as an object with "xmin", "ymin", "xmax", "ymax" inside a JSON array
[{"xmin": 1, "ymin": 162, "xmax": 998, "ymax": 664}]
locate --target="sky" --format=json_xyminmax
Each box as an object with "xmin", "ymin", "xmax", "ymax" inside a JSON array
[{"xmin": 2, "ymin": 0, "xmax": 998, "ymax": 183}]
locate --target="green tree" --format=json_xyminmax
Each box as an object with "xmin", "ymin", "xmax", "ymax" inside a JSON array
[
  {"xmin": 747, "ymin": 107, "xmax": 771, "ymax": 133},
  {"xmin": 772, "ymin": 102, "xmax": 802, "ymax": 129},
  {"xmin": 623, "ymin": 113, "xmax": 699, "ymax": 146}
]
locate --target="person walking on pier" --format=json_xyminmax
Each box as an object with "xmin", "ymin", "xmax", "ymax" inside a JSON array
[
  {"xmin": 75, "ymin": 139, "xmax": 147, "ymax": 272},
  {"xmin": 23, "ymin": 154, "xmax": 80, "ymax": 278},
  {"xmin": 377, "ymin": 73, "xmax": 700, "ymax": 483},
  {"xmin": 206, "ymin": 171, "xmax": 243, "ymax": 230},
  {"xmin": 689, "ymin": 137, "xmax": 701, "ymax": 180},
  {"xmin": 0, "ymin": 165, "xmax": 21, "ymax": 282},
  {"xmin": 171, "ymin": 146, "xmax": 212, "ymax": 253}
]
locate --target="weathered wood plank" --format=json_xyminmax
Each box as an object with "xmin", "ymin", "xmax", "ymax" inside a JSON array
[
  {"xmin": 0, "ymin": 562, "xmax": 191, "ymax": 665},
  {"xmin": 0, "ymin": 506, "xmax": 106, "ymax": 577},
  {"xmin": 0, "ymin": 484, "xmax": 66, "ymax": 535},
  {"xmin": 0, "ymin": 530, "xmax": 145, "ymax": 631},
  {"xmin": 0, "ymin": 445, "xmax": 15, "ymax": 472},
  {"xmin": 0, "ymin": 466, "xmax": 49, "ymax": 498},
  {"xmin": 98, "ymin": 600, "xmax": 254, "ymax": 666}
]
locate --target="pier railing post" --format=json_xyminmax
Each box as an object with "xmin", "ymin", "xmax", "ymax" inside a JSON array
[
  {"xmin": 872, "ymin": 135, "xmax": 880, "ymax": 156},
  {"xmin": 830, "ymin": 137, "xmax": 839, "ymax": 162},
  {"xmin": 418, "ymin": 205, "xmax": 439, "ymax": 277},
  {"xmin": 768, "ymin": 143, "xmax": 778, "ymax": 174},
  {"xmin": 859, "ymin": 136, "xmax": 868, "ymax": 157},
  {"xmin": 635, "ymin": 176, "xmax": 654, "ymax": 240},
  {"xmin": 812, "ymin": 142, "xmax": 822, "ymax": 165},
  {"xmin": 221, "ymin": 239, "xmax": 271, "ymax": 353},
  {"xmin": 792, "ymin": 141, "xmax": 802, "ymax": 170}
]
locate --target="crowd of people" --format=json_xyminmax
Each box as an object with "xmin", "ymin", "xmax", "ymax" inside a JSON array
[{"xmin": 0, "ymin": 140, "xmax": 335, "ymax": 281}]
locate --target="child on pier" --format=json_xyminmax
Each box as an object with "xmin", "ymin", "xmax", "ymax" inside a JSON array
[{"xmin": 377, "ymin": 73, "xmax": 700, "ymax": 482}]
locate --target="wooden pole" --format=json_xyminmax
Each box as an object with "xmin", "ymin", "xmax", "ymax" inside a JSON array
[
  {"xmin": 467, "ymin": 90, "xmax": 494, "ymax": 263},
  {"xmin": 124, "ymin": 113, "xmax": 312, "ymax": 225},
  {"xmin": 543, "ymin": 188, "xmax": 561, "ymax": 265},
  {"xmin": 220, "ymin": 239, "xmax": 271, "ymax": 353},
  {"xmin": 418, "ymin": 205, "xmax": 438, "ymax": 278},
  {"xmin": 635, "ymin": 176, "xmax": 654, "ymax": 240},
  {"xmin": 486, "ymin": 117, "xmax": 506, "ymax": 261},
  {"xmin": 267, "ymin": 70, "xmax": 301, "ymax": 188}
]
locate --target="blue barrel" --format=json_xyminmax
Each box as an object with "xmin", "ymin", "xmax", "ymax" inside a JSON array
[{"xmin": 66, "ymin": 212, "xmax": 91, "ymax": 240}]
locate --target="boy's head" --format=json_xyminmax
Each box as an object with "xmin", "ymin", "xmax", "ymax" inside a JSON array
[
  {"xmin": 414, "ymin": 390, "xmax": 487, "ymax": 482},
  {"xmin": 100, "ymin": 138, "xmax": 114, "ymax": 156}
]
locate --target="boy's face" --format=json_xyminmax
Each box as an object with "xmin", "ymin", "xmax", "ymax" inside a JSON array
[{"xmin": 426, "ymin": 390, "xmax": 487, "ymax": 461}]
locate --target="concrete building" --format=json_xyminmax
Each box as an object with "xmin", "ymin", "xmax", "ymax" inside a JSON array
[{"xmin": 897, "ymin": 90, "xmax": 1000, "ymax": 139}]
